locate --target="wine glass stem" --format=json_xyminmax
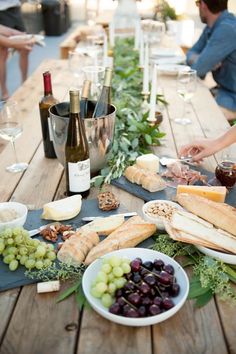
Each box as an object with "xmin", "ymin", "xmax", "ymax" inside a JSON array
[
  {"xmin": 182, "ymin": 100, "xmax": 187, "ymax": 118},
  {"xmin": 11, "ymin": 139, "xmax": 19, "ymax": 164}
]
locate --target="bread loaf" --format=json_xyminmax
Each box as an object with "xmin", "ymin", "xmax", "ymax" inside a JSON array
[
  {"xmin": 84, "ymin": 216, "xmax": 157, "ymax": 265},
  {"xmin": 57, "ymin": 230, "xmax": 99, "ymax": 266},
  {"xmin": 177, "ymin": 193, "xmax": 236, "ymax": 236},
  {"xmin": 124, "ymin": 165, "xmax": 166, "ymax": 192}
]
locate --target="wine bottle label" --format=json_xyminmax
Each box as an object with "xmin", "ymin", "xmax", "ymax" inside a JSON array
[
  {"xmin": 47, "ymin": 117, "xmax": 53, "ymax": 142},
  {"xmin": 68, "ymin": 159, "xmax": 90, "ymax": 192}
]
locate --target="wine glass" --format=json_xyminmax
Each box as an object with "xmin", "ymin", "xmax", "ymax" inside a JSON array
[
  {"xmin": 0, "ymin": 100, "xmax": 28, "ymax": 173},
  {"xmin": 82, "ymin": 66, "xmax": 105, "ymax": 100},
  {"xmin": 174, "ymin": 69, "xmax": 197, "ymax": 125},
  {"xmin": 68, "ymin": 49, "xmax": 94, "ymax": 91}
]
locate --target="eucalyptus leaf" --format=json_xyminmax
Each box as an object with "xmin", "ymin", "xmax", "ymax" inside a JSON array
[
  {"xmin": 57, "ymin": 281, "xmax": 80, "ymax": 303},
  {"xmin": 194, "ymin": 289, "xmax": 213, "ymax": 308}
]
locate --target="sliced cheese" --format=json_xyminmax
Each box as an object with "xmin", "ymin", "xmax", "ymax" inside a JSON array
[
  {"xmin": 41, "ymin": 195, "xmax": 82, "ymax": 221},
  {"xmin": 136, "ymin": 154, "xmax": 160, "ymax": 173},
  {"xmin": 176, "ymin": 185, "xmax": 227, "ymax": 202},
  {"xmin": 79, "ymin": 215, "xmax": 125, "ymax": 236}
]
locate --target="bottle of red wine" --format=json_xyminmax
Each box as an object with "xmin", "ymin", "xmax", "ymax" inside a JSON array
[
  {"xmin": 39, "ymin": 71, "xmax": 59, "ymax": 158},
  {"xmin": 80, "ymin": 80, "xmax": 91, "ymax": 119},
  {"xmin": 65, "ymin": 90, "xmax": 90, "ymax": 197},
  {"xmin": 92, "ymin": 68, "xmax": 113, "ymax": 118}
]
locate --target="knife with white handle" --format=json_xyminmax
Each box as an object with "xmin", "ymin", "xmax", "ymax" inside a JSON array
[
  {"xmin": 82, "ymin": 212, "xmax": 137, "ymax": 222},
  {"xmin": 28, "ymin": 222, "xmax": 61, "ymax": 237}
]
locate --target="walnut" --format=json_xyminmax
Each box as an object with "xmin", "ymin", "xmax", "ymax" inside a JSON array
[
  {"xmin": 97, "ymin": 191, "xmax": 120, "ymax": 211},
  {"xmin": 40, "ymin": 227, "xmax": 58, "ymax": 242}
]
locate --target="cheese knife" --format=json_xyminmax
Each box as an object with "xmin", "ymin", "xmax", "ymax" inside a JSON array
[
  {"xmin": 82, "ymin": 212, "xmax": 138, "ymax": 222},
  {"xmin": 28, "ymin": 222, "xmax": 61, "ymax": 237}
]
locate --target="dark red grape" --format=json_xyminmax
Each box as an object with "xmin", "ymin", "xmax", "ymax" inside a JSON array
[
  {"xmin": 141, "ymin": 296, "xmax": 153, "ymax": 306},
  {"xmin": 126, "ymin": 308, "xmax": 139, "ymax": 318},
  {"xmin": 169, "ymin": 283, "xmax": 180, "ymax": 297},
  {"xmin": 153, "ymin": 259, "xmax": 164, "ymax": 271},
  {"xmin": 162, "ymin": 297, "xmax": 175, "ymax": 310},
  {"xmin": 139, "ymin": 282, "xmax": 151, "ymax": 295},
  {"xmin": 140, "ymin": 267, "xmax": 149, "ymax": 277},
  {"xmin": 117, "ymin": 297, "xmax": 126, "ymax": 306},
  {"xmin": 138, "ymin": 306, "xmax": 147, "ymax": 317},
  {"xmin": 115, "ymin": 289, "xmax": 123, "ymax": 298},
  {"xmin": 124, "ymin": 281, "xmax": 136, "ymax": 292},
  {"xmin": 163, "ymin": 264, "xmax": 175, "ymax": 275},
  {"xmin": 153, "ymin": 296, "xmax": 162, "ymax": 307},
  {"xmin": 149, "ymin": 304, "xmax": 161, "ymax": 316},
  {"xmin": 109, "ymin": 302, "xmax": 121, "ymax": 315},
  {"xmin": 131, "ymin": 259, "xmax": 141, "ymax": 272},
  {"xmin": 132, "ymin": 273, "xmax": 142, "ymax": 283},
  {"xmin": 142, "ymin": 261, "xmax": 153, "ymax": 270},
  {"xmin": 123, "ymin": 304, "xmax": 132, "ymax": 315},
  {"xmin": 158, "ymin": 271, "xmax": 173, "ymax": 285},
  {"xmin": 144, "ymin": 274, "xmax": 156, "ymax": 286},
  {"xmin": 127, "ymin": 292, "xmax": 141, "ymax": 306}
]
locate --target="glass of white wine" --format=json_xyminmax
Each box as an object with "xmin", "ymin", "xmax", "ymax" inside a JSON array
[
  {"xmin": 0, "ymin": 100, "xmax": 28, "ymax": 173},
  {"xmin": 174, "ymin": 69, "xmax": 197, "ymax": 125}
]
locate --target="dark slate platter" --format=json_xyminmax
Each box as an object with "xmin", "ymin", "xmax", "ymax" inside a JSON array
[
  {"xmin": 111, "ymin": 165, "xmax": 236, "ymax": 207},
  {"xmin": 0, "ymin": 199, "xmax": 128, "ymax": 292}
]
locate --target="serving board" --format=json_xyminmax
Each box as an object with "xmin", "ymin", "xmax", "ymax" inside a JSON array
[
  {"xmin": 0, "ymin": 199, "xmax": 128, "ymax": 292},
  {"xmin": 111, "ymin": 165, "xmax": 236, "ymax": 207}
]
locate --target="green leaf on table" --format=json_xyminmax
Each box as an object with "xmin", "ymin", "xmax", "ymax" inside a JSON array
[
  {"xmin": 188, "ymin": 281, "xmax": 211, "ymax": 299},
  {"xmin": 194, "ymin": 289, "xmax": 213, "ymax": 308},
  {"xmin": 56, "ymin": 281, "xmax": 80, "ymax": 303}
]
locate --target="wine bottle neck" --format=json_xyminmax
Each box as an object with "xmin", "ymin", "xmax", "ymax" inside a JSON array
[
  {"xmin": 104, "ymin": 68, "xmax": 113, "ymax": 87},
  {"xmin": 43, "ymin": 71, "xmax": 53, "ymax": 96},
  {"xmin": 70, "ymin": 90, "xmax": 80, "ymax": 114},
  {"xmin": 81, "ymin": 80, "xmax": 91, "ymax": 99}
]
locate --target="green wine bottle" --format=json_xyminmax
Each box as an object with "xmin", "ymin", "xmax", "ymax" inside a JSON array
[
  {"xmin": 65, "ymin": 90, "xmax": 90, "ymax": 197},
  {"xmin": 92, "ymin": 68, "xmax": 113, "ymax": 118}
]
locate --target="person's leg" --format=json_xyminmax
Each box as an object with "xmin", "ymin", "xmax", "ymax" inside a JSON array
[
  {"xmin": 0, "ymin": 46, "xmax": 10, "ymax": 99},
  {"xmin": 18, "ymin": 49, "xmax": 29, "ymax": 83},
  {"xmin": 219, "ymin": 105, "xmax": 236, "ymax": 122}
]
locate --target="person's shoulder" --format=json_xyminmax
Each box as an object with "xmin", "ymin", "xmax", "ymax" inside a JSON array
[{"xmin": 220, "ymin": 11, "xmax": 236, "ymax": 31}]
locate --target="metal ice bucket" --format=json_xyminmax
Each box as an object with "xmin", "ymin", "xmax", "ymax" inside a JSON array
[{"xmin": 49, "ymin": 101, "xmax": 116, "ymax": 175}]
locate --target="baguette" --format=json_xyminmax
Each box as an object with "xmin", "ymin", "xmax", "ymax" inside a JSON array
[
  {"xmin": 177, "ymin": 193, "xmax": 236, "ymax": 237},
  {"xmin": 84, "ymin": 216, "xmax": 157, "ymax": 265},
  {"xmin": 124, "ymin": 165, "xmax": 166, "ymax": 192},
  {"xmin": 57, "ymin": 230, "xmax": 99, "ymax": 266}
]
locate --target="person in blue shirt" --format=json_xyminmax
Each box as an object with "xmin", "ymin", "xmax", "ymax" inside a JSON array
[{"xmin": 186, "ymin": 0, "xmax": 236, "ymax": 121}]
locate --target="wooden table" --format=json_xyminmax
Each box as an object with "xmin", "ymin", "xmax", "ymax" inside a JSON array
[{"xmin": 0, "ymin": 59, "xmax": 236, "ymax": 354}]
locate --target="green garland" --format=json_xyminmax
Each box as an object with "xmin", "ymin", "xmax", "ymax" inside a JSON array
[
  {"xmin": 152, "ymin": 234, "xmax": 236, "ymax": 307},
  {"xmin": 92, "ymin": 37, "xmax": 166, "ymax": 187}
]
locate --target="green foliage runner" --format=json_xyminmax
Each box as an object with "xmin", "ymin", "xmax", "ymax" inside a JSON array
[{"xmin": 92, "ymin": 37, "xmax": 166, "ymax": 187}]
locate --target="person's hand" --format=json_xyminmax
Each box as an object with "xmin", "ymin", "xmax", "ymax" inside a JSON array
[
  {"xmin": 9, "ymin": 37, "xmax": 36, "ymax": 51},
  {"xmin": 179, "ymin": 138, "xmax": 218, "ymax": 162}
]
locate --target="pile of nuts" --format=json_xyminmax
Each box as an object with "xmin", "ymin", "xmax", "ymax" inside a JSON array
[
  {"xmin": 40, "ymin": 223, "xmax": 75, "ymax": 243},
  {"xmin": 145, "ymin": 202, "xmax": 178, "ymax": 221}
]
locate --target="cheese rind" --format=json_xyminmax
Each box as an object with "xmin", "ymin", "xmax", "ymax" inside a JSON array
[
  {"xmin": 41, "ymin": 195, "xmax": 82, "ymax": 220},
  {"xmin": 176, "ymin": 185, "xmax": 227, "ymax": 202},
  {"xmin": 136, "ymin": 154, "xmax": 160, "ymax": 173}
]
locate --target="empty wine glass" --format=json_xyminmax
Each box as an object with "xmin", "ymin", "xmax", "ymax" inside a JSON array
[
  {"xmin": 68, "ymin": 49, "xmax": 94, "ymax": 90},
  {"xmin": 0, "ymin": 100, "xmax": 28, "ymax": 173},
  {"xmin": 174, "ymin": 69, "xmax": 197, "ymax": 125},
  {"xmin": 82, "ymin": 66, "xmax": 105, "ymax": 100}
]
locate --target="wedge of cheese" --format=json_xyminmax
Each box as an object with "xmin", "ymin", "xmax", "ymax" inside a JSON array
[
  {"xmin": 176, "ymin": 185, "xmax": 227, "ymax": 202},
  {"xmin": 136, "ymin": 154, "xmax": 160, "ymax": 173},
  {"xmin": 79, "ymin": 215, "xmax": 125, "ymax": 236},
  {"xmin": 41, "ymin": 195, "xmax": 82, "ymax": 221}
]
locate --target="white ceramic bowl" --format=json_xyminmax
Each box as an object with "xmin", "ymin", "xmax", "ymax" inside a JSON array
[
  {"xmin": 0, "ymin": 202, "xmax": 28, "ymax": 231},
  {"xmin": 142, "ymin": 200, "xmax": 183, "ymax": 231},
  {"xmin": 82, "ymin": 248, "xmax": 189, "ymax": 327},
  {"xmin": 195, "ymin": 245, "xmax": 236, "ymax": 265}
]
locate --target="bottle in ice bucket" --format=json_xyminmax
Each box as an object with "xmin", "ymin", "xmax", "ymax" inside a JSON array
[
  {"xmin": 92, "ymin": 68, "xmax": 113, "ymax": 118},
  {"xmin": 80, "ymin": 80, "xmax": 91, "ymax": 119}
]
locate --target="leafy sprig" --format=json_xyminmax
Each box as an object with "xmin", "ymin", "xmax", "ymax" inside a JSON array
[
  {"xmin": 92, "ymin": 37, "xmax": 166, "ymax": 187},
  {"xmin": 151, "ymin": 234, "xmax": 236, "ymax": 307}
]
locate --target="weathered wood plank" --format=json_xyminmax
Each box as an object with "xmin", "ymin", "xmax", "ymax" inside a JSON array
[{"xmin": 0, "ymin": 289, "xmax": 20, "ymax": 343}]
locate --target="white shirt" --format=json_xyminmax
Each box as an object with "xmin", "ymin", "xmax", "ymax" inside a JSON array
[{"xmin": 0, "ymin": 1, "xmax": 21, "ymax": 11}]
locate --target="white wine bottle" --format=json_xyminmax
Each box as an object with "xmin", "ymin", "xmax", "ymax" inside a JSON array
[
  {"xmin": 65, "ymin": 90, "xmax": 90, "ymax": 198},
  {"xmin": 92, "ymin": 68, "xmax": 113, "ymax": 118},
  {"xmin": 80, "ymin": 80, "xmax": 91, "ymax": 119}
]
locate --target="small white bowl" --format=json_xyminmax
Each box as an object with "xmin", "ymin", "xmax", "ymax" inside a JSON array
[
  {"xmin": 142, "ymin": 200, "xmax": 183, "ymax": 231},
  {"xmin": 0, "ymin": 202, "xmax": 28, "ymax": 231},
  {"xmin": 82, "ymin": 248, "xmax": 189, "ymax": 327}
]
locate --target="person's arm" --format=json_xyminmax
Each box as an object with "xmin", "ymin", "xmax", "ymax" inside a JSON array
[
  {"xmin": 179, "ymin": 126, "xmax": 236, "ymax": 162},
  {"xmin": 0, "ymin": 35, "xmax": 35, "ymax": 50},
  {"xmin": 186, "ymin": 29, "xmax": 208, "ymax": 66},
  {"xmin": 190, "ymin": 23, "xmax": 236, "ymax": 77},
  {"xmin": 0, "ymin": 24, "xmax": 24, "ymax": 37}
]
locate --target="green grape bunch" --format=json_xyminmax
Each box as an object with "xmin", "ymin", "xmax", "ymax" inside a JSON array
[{"xmin": 0, "ymin": 227, "xmax": 56, "ymax": 271}]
